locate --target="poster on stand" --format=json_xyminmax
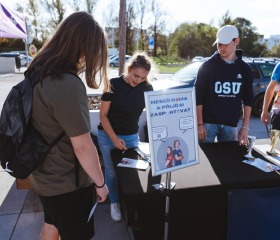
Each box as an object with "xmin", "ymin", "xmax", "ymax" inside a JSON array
[{"xmin": 144, "ymin": 88, "xmax": 199, "ymax": 176}]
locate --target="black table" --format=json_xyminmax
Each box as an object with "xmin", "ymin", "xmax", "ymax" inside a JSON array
[{"xmin": 111, "ymin": 140, "xmax": 280, "ymax": 240}]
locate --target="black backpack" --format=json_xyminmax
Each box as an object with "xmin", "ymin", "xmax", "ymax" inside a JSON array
[{"xmin": 0, "ymin": 75, "xmax": 65, "ymax": 179}]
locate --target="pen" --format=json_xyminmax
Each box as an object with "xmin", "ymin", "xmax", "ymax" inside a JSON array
[{"xmin": 122, "ymin": 150, "xmax": 125, "ymax": 154}]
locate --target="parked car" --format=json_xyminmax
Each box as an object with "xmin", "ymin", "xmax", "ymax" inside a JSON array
[
  {"xmin": 109, "ymin": 54, "xmax": 118, "ymax": 60},
  {"xmin": 109, "ymin": 55, "xmax": 131, "ymax": 67},
  {"xmin": 19, "ymin": 55, "xmax": 33, "ymax": 67},
  {"xmin": 0, "ymin": 52, "xmax": 21, "ymax": 69},
  {"xmin": 192, "ymin": 56, "xmax": 204, "ymax": 62},
  {"xmin": 151, "ymin": 59, "xmax": 277, "ymax": 117}
]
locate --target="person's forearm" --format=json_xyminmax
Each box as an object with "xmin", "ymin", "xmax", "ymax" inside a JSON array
[
  {"xmin": 100, "ymin": 115, "xmax": 118, "ymax": 142},
  {"xmin": 71, "ymin": 133, "xmax": 104, "ymax": 187},
  {"xmin": 196, "ymin": 105, "xmax": 203, "ymax": 125},
  {"xmin": 263, "ymin": 81, "xmax": 277, "ymax": 113},
  {"xmin": 242, "ymin": 106, "xmax": 252, "ymax": 129}
]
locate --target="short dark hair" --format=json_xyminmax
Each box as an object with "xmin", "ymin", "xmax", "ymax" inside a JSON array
[{"xmin": 174, "ymin": 140, "xmax": 180, "ymax": 147}]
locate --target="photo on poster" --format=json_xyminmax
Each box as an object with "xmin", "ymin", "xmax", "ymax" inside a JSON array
[{"xmin": 144, "ymin": 88, "xmax": 200, "ymax": 176}]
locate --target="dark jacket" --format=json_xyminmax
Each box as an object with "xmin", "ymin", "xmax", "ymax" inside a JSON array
[{"xmin": 195, "ymin": 50, "xmax": 253, "ymax": 127}]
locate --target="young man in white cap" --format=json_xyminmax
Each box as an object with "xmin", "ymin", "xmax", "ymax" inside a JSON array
[{"xmin": 195, "ymin": 25, "xmax": 253, "ymax": 144}]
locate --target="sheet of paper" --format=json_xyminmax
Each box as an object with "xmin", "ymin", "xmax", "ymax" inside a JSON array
[
  {"xmin": 253, "ymin": 144, "xmax": 280, "ymax": 167},
  {"xmin": 87, "ymin": 196, "xmax": 100, "ymax": 223},
  {"xmin": 243, "ymin": 158, "xmax": 280, "ymax": 172},
  {"xmin": 137, "ymin": 142, "xmax": 150, "ymax": 157},
  {"xmin": 117, "ymin": 158, "xmax": 149, "ymax": 170}
]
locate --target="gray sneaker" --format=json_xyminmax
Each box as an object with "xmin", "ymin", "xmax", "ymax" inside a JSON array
[{"xmin": 110, "ymin": 203, "xmax": 122, "ymax": 222}]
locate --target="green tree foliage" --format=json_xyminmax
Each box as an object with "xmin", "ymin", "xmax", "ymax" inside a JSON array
[
  {"xmin": 270, "ymin": 44, "xmax": 280, "ymax": 57},
  {"xmin": 0, "ymin": 39, "xmax": 25, "ymax": 52},
  {"xmin": 219, "ymin": 10, "xmax": 232, "ymax": 26},
  {"xmin": 232, "ymin": 17, "xmax": 267, "ymax": 57},
  {"xmin": 219, "ymin": 13, "xmax": 267, "ymax": 57},
  {"xmin": 169, "ymin": 22, "xmax": 217, "ymax": 59}
]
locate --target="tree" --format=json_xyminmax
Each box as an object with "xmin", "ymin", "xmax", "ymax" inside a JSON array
[
  {"xmin": 219, "ymin": 10, "xmax": 232, "ymax": 26},
  {"xmin": 119, "ymin": 0, "xmax": 126, "ymax": 74},
  {"xmin": 169, "ymin": 22, "xmax": 216, "ymax": 59},
  {"xmin": 43, "ymin": 0, "xmax": 66, "ymax": 28},
  {"xmin": 232, "ymin": 17, "xmax": 266, "ymax": 57},
  {"xmin": 150, "ymin": 0, "xmax": 165, "ymax": 56},
  {"xmin": 126, "ymin": 0, "xmax": 137, "ymax": 54},
  {"xmin": 219, "ymin": 13, "xmax": 267, "ymax": 57},
  {"xmin": 103, "ymin": 0, "xmax": 119, "ymax": 48},
  {"xmin": 72, "ymin": 0, "xmax": 82, "ymax": 11},
  {"xmin": 138, "ymin": 0, "xmax": 148, "ymax": 50},
  {"xmin": 27, "ymin": 0, "xmax": 39, "ymax": 39},
  {"xmin": 85, "ymin": 0, "xmax": 98, "ymax": 15},
  {"xmin": 270, "ymin": 44, "xmax": 280, "ymax": 57}
]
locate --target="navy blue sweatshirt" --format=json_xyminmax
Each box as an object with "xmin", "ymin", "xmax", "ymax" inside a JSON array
[{"xmin": 195, "ymin": 50, "xmax": 253, "ymax": 127}]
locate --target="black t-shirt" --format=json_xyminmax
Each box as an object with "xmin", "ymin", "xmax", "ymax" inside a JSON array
[{"xmin": 100, "ymin": 75, "xmax": 153, "ymax": 135}]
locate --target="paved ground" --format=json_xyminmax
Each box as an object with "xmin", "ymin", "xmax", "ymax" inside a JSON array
[
  {"xmin": 0, "ymin": 68, "xmax": 135, "ymax": 240},
  {"xmin": 0, "ymin": 68, "xmax": 270, "ymax": 240}
]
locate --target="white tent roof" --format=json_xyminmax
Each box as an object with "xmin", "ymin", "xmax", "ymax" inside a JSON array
[{"xmin": 0, "ymin": 2, "xmax": 26, "ymax": 39}]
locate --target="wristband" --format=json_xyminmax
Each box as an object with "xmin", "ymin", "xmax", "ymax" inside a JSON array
[
  {"xmin": 241, "ymin": 126, "xmax": 249, "ymax": 130},
  {"xmin": 95, "ymin": 180, "xmax": 105, "ymax": 188}
]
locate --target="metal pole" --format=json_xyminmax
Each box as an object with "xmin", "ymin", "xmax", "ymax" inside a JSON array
[
  {"xmin": 164, "ymin": 172, "xmax": 171, "ymax": 240},
  {"xmin": 24, "ymin": 18, "xmax": 29, "ymax": 66}
]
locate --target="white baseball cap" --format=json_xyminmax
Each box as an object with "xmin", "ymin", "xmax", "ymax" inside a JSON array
[{"xmin": 212, "ymin": 25, "xmax": 239, "ymax": 46}]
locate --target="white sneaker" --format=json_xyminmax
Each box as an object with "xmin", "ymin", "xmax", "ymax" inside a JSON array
[{"xmin": 110, "ymin": 203, "xmax": 122, "ymax": 222}]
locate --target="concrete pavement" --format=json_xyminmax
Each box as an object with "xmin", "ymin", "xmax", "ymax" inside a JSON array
[
  {"xmin": 0, "ymin": 69, "xmax": 270, "ymax": 240},
  {"xmin": 0, "ymin": 178, "xmax": 132, "ymax": 240},
  {"xmin": 0, "ymin": 69, "xmax": 134, "ymax": 240}
]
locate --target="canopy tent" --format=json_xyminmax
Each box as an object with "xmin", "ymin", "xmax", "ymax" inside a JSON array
[
  {"xmin": 0, "ymin": 2, "xmax": 30, "ymax": 68},
  {"xmin": 0, "ymin": 2, "xmax": 26, "ymax": 39}
]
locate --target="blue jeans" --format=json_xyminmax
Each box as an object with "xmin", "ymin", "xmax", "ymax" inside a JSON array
[
  {"xmin": 97, "ymin": 130, "xmax": 139, "ymax": 203},
  {"xmin": 202, "ymin": 123, "xmax": 237, "ymax": 143}
]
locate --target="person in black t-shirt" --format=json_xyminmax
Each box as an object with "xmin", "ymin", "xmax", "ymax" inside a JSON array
[
  {"xmin": 173, "ymin": 140, "xmax": 184, "ymax": 166},
  {"xmin": 97, "ymin": 52, "xmax": 155, "ymax": 222}
]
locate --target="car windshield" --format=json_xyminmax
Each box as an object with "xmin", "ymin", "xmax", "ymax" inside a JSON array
[
  {"xmin": 259, "ymin": 64, "xmax": 275, "ymax": 78},
  {"xmin": 170, "ymin": 62, "xmax": 203, "ymax": 82}
]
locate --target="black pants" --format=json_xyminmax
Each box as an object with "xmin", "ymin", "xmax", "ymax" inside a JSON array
[
  {"xmin": 271, "ymin": 113, "xmax": 280, "ymax": 130},
  {"xmin": 39, "ymin": 185, "xmax": 95, "ymax": 240}
]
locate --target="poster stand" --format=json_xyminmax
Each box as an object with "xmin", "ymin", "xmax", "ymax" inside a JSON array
[
  {"xmin": 154, "ymin": 171, "xmax": 176, "ymax": 240},
  {"xmin": 145, "ymin": 88, "xmax": 199, "ymax": 239}
]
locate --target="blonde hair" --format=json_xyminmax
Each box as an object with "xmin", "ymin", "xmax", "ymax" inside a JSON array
[{"xmin": 124, "ymin": 51, "xmax": 157, "ymax": 82}]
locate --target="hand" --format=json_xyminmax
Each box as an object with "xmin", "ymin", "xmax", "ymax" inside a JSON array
[
  {"xmin": 198, "ymin": 125, "xmax": 206, "ymax": 141},
  {"xmin": 261, "ymin": 111, "xmax": 270, "ymax": 124},
  {"xmin": 95, "ymin": 184, "xmax": 109, "ymax": 202},
  {"xmin": 112, "ymin": 137, "xmax": 127, "ymax": 151},
  {"xmin": 238, "ymin": 128, "xmax": 248, "ymax": 145}
]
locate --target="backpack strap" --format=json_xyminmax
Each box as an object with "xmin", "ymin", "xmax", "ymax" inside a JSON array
[{"xmin": 49, "ymin": 131, "xmax": 65, "ymax": 148}]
